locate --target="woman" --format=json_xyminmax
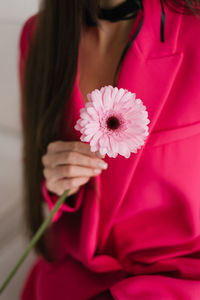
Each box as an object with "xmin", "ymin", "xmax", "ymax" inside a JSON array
[{"xmin": 19, "ymin": 0, "xmax": 200, "ymax": 299}]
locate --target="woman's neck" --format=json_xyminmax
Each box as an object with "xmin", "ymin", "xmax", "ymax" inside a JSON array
[{"xmin": 82, "ymin": 20, "xmax": 135, "ymax": 56}]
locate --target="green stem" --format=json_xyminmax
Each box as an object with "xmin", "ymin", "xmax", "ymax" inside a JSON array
[{"xmin": 0, "ymin": 189, "xmax": 70, "ymax": 294}]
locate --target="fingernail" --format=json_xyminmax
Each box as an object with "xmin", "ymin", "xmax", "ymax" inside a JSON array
[
  {"xmin": 97, "ymin": 161, "xmax": 108, "ymax": 169},
  {"xmin": 94, "ymin": 169, "xmax": 102, "ymax": 174}
]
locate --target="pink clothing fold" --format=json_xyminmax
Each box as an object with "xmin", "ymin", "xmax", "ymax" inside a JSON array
[{"xmin": 19, "ymin": 0, "xmax": 200, "ymax": 299}]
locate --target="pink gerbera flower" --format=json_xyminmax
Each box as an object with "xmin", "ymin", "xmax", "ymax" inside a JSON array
[{"xmin": 74, "ymin": 85, "xmax": 150, "ymax": 158}]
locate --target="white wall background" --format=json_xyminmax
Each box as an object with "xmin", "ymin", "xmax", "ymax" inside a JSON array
[
  {"xmin": 0, "ymin": 1, "xmax": 39, "ymax": 299},
  {"xmin": 0, "ymin": 0, "xmax": 39, "ymax": 22}
]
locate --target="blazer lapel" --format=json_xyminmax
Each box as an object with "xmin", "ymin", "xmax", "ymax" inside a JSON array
[{"xmin": 97, "ymin": 41, "xmax": 184, "ymax": 252}]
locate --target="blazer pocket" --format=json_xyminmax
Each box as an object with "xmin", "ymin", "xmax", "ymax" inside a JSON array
[{"xmin": 145, "ymin": 120, "xmax": 200, "ymax": 149}]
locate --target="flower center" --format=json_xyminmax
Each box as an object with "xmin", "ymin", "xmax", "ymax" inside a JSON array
[{"xmin": 106, "ymin": 116, "xmax": 120, "ymax": 130}]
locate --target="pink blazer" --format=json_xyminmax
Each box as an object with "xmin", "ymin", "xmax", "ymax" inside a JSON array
[{"xmin": 19, "ymin": 0, "xmax": 200, "ymax": 299}]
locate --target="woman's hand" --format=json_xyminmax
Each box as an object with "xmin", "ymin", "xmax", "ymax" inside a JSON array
[{"xmin": 41, "ymin": 141, "xmax": 107, "ymax": 197}]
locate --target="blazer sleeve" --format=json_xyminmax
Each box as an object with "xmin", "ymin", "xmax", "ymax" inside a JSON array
[
  {"xmin": 18, "ymin": 15, "xmax": 84, "ymax": 223},
  {"xmin": 41, "ymin": 179, "xmax": 84, "ymax": 222}
]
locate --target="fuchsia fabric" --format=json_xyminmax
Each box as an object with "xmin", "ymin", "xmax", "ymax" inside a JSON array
[{"xmin": 19, "ymin": 0, "xmax": 200, "ymax": 299}]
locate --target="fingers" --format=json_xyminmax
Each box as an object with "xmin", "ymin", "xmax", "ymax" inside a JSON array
[
  {"xmin": 42, "ymin": 151, "xmax": 107, "ymax": 169},
  {"xmin": 46, "ymin": 176, "xmax": 90, "ymax": 197},
  {"xmin": 46, "ymin": 141, "xmax": 102, "ymax": 158},
  {"xmin": 42, "ymin": 141, "xmax": 107, "ymax": 197},
  {"xmin": 43, "ymin": 165, "xmax": 102, "ymax": 182}
]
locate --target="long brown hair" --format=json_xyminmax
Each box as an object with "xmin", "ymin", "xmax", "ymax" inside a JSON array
[{"xmin": 21, "ymin": 0, "xmax": 200, "ymax": 262}]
